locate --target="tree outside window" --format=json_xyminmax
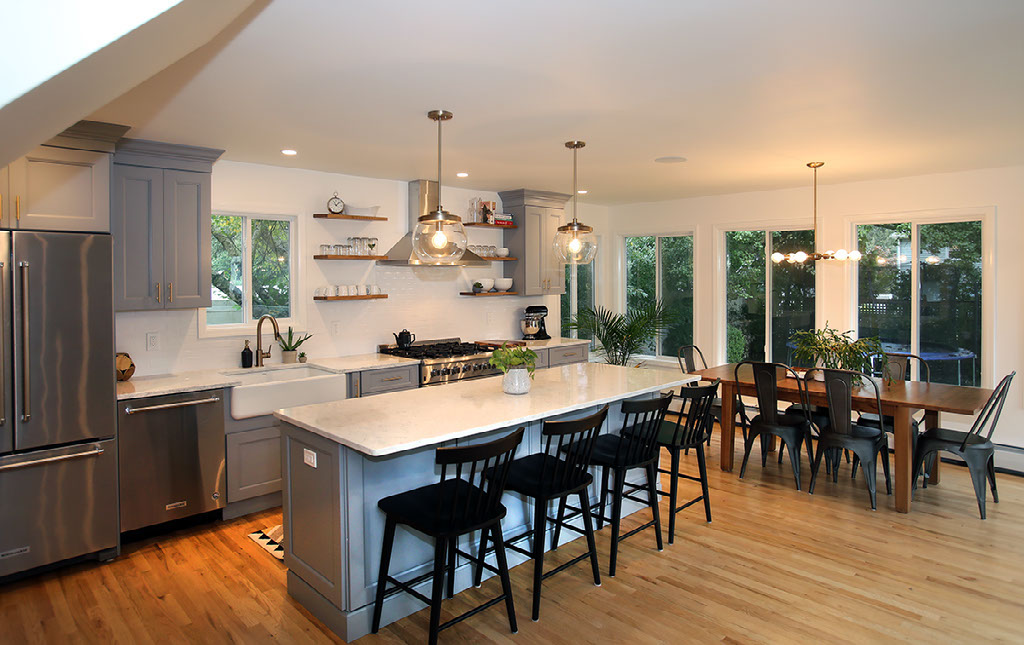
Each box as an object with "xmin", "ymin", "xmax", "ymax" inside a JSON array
[{"xmin": 209, "ymin": 214, "xmax": 294, "ymax": 327}]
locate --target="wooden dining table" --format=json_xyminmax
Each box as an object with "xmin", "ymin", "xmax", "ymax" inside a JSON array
[{"xmin": 691, "ymin": 363, "xmax": 994, "ymax": 513}]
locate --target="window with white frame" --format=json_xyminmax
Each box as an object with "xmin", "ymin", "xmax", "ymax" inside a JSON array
[
  {"xmin": 725, "ymin": 229, "xmax": 816, "ymax": 363},
  {"xmin": 856, "ymin": 218, "xmax": 982, "ymax": 386},
  {"xmin": 624, "ymin": 234, "xmax": 694, "ymax": 357},
  {"xmin": 562, "ymin": 260, "xmax": 596, "ymax": 341},
  {"xmin": 207, "ymin": 213, "xmax": 298, "ymax": 329}
]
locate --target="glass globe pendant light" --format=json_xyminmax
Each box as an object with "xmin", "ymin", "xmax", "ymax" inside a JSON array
[
  {"xmin": 411, "ymin": 110, "xmax": 468, "ymax": 264},
  {"xmin": 553, "ymin": 141, "xmax": 597, "ymax": 265},
  {"xmin": 770, "ymin": 162, "xmax": 862, "ymax": 265}
]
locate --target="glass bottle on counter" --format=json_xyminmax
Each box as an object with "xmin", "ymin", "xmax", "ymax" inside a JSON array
[{"xmin": 241, "ymin": 339, "xmax": 254, "ymax": 368}]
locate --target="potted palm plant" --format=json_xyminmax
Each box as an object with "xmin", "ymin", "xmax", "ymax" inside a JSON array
[
  {"xmin": 489, "ymin": 344, "xmax": 539, "ymax": 394},
  {"xmin": 278, "ymin": 326, "xmax": 312, "ymax": 364},
  {"xmin": 566, "ymin": 302, "xmax": 674, "ymax": 366}
]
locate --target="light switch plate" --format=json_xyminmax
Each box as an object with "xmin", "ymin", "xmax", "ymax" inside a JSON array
[
  {"xmin": 145, "ymin": 332, "xmax": 160, "ymax": 352},
  {"xmin": 331, "ymin": 321, "xmax": 342, "ymax": 336},
  {"xmin": 303, "ymin": 448, "xmax": 317, "ymax": 468}
]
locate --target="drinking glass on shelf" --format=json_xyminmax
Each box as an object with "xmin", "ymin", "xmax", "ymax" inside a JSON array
[
  {"xmin": 487, "ymin": 245, "xmax": 497, "ymax": 256},
  {"xmin": 320, "ymin": 243, "xmax": 332, "ymax": 255},
  {"xmin": 336, "ymin": 285, "xmax": 348, "ymax": 297},
  {"xmin": 333, "ymin": 243, "xmax": 345, "ymax": 255},
  {"xmin": 370, "ymin": 284, "xmax": 382, "ymax": 295}
]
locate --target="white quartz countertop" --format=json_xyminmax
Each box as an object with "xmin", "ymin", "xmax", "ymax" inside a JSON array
[
  {"xmin": 274, "ymin": 362, "xmax": 698, "ymax": 457},
  {"xmin": 116, "ymin": 353, "xmax": 420, "ymax": 400},
  {"xmin": 522, "ymin": 337, "xmax": 591, "ymax": 349}
]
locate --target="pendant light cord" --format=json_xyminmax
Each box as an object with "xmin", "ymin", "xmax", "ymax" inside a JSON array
[
  {"xmin": 572, "ymin": 147, "xmax": 578, "ymax": 224},
  {"xmin": 812, "ymin": 164, "xmax": 817, "ymax": 254}
]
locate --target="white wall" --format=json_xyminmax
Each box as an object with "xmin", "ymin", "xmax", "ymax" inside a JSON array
[
  {"xmin": 115, "ymin": 160, "xmax": 556, "ymax": 375},
  {"xmin": 598, "ymin": 165, "xmax": 1024, "ymax": 446}
]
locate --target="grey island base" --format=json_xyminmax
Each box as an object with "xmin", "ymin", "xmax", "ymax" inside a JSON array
[{"xmin": 275, "ymin": 363, "xmax": 697, "ymax": 642}]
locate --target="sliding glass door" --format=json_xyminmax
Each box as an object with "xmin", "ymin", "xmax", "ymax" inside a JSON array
[{"xmin": 624, "ymin": 234, "xmax": 693, "ymax": 357}]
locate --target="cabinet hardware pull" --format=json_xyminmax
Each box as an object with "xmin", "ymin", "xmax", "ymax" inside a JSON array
[
  {"xmin": 156, "ymin": 282, "xmax": 161, "ymax": 303},
  {"xmin": 19, "ymin": 262, "xmax": 29, "ymax": 422},
  {"xmin": 381, "ymin": 376, "xmax": 403, "ymax": 382},
  {"xmin": 15, "ymin": 195, "xmax": 20, "ymax": 221},
  {"xmin": 124, "ymin": 396, "xmax": 221, "ymax": 415},
  {"xmin": 0, "ymin": 447, "xmax": 103, "ymax": 472},
  {"xmin": 1, "ymin": 193, "xmax": 3, "ymax": 220},
  {"xmin": 168, "ymin": 282, "xmax": 173, "ymax": 303}
]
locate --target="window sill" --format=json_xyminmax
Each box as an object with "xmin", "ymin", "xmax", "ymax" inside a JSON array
[{"xmin": 198, "ymin": 317, "xmax": 305, "ymax": 339}]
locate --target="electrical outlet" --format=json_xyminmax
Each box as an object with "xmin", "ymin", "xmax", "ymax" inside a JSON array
[
  {"xmin": 145, "ymin": 332, "xmax": 160, "ymax": 352},
  {"xmin": 303, "ymin": 448, "xmax": 318, "ymax": 468},
  {"xmin": 332, "ymin": 321, "xmax": 342, "ymax": 336}
]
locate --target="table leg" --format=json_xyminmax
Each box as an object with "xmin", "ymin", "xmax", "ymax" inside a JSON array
[
  {"xmin": 894, "ymin": 407, "xmax": 914, "ymax": 513},
  {"xmin": 720, "ymin": 382, "xmax": 736, "ymax": 472},
  {"xmin": 924, "ymin": 410, "xmax": 940, "ymax": 485}
]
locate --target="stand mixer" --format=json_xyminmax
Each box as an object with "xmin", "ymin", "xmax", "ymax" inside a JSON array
[{"xmin": 520, "ymin": 305, "xmax": 550, "ymax": 340}]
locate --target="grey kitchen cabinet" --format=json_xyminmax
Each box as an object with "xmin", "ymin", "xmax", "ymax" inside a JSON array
[
  {"xmin": 348, "ymin": 364, "xmax": 421, "ymax": 397},
  {"xmin": 548, "ymin": 344, "xmax": 588, "ymax": 366},
  {"xmin": 1, "ymin": 146, "xmax": 111, "ymax": 232},
  {"xmin": 111, "ymin": 139, "xmax": 223, "ymax": 311},
  {"xmin": 532, "ymin": 348, "xmax": 549, "ymax": 369},
  {"xmin": 226, "ymin": 425, "xmax": 283, "ymax": 503},
  {"xmin": 498, "ymin": 189, "xmax": 569, "ymax": 296}
]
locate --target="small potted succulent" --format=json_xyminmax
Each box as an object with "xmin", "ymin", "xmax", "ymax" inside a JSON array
[
  {"xmin": 489, "ymin": 344, "xmax": 539, "ymax": 395},
  {"xmin": 298, "ymin": 351, "xmax": 308, "ymax": 364},
  {"xmin": 278, "ymin": 326, "xmax": 312, "ymax": 364},
  {"xmin": 472, "ymin": 281, "xmax": 484, "ymax": 294}
]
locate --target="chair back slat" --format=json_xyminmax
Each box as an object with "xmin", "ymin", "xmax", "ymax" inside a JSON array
[
  {"xmin": 964, "ymin": 371, "xmax": 1015, "ymax": 449},
  {"xmin": 868, "ymin": 352, "xmax": 930, "ymax": 383},
  {"xmin": 434, "ymin": 427, "xmax": 525, "ymax": 526},
  {"xmin": 666, "ymin": 379, "xmax": 720, "ymax": 447},
  {"xmin": 539, "ymin": 405, "xmax": 608, "ymax": 491},
  {"xmin": 735, "ymin": 361, "xmax": 812, "ymax": 430},
  {"xmin": 677, "ymin": 345, "xmax": 709, "ymax": 374},
  {"xmin": 615, "ymin": 395, "xmax": 672, "ymax": 466}
]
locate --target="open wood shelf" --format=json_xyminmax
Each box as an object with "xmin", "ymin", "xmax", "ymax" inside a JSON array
[
  {"xmin": 313, "ymin": 254, "xmax": 388, "ymax": 261},
  {"xmin": 313, "ymin": 213, "xmax": 388, "ymax": 222},
  {"xmin": 459, "ymin": 291, "xmax": 519, "ymax": 297},
  {"xmin": 464, "ymin": 222, "xmax": 517, "ymax": 229},
  {"xmin": 477, "ymin": 256, "xmax": 519, "ymax": 261},
  {"xmin": 313, "ymin": 294, "xmax": 388, "ymax": 301}
]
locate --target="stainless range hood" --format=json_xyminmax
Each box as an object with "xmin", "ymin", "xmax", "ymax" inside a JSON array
[{"xmin": 378, "ymin": 180, "xmax": 488, "ymax": 266}]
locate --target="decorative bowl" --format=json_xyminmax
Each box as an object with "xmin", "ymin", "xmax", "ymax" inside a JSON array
[
  {"xmin": 478, "ymin": 278, "xmax": 495, "ymax": 292},
  {"xmin": 495, "ymin": 278, "xmax": 513, "ymax": 291},
  {"xmin": 344, "ymin": 205, "xmax": 380, "ymax": 217},
  {"xmin": 496, "ymin": 247, "xmax": 510, "ymax": 257}
]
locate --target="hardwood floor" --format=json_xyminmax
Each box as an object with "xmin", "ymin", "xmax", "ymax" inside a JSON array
[{"xmin": 3, "ymin": 429, "xmax": 1023, "ymax": 644}]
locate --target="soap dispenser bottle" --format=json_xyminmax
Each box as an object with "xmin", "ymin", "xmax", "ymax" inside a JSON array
[{"xmin": 241, "ymin": 339, "xmax": 254, "ymax": 368}]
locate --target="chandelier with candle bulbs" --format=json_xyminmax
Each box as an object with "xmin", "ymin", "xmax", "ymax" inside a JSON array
[{"xmin": 771, "ymin": 162, "xmax": 861, "ymax": 265}]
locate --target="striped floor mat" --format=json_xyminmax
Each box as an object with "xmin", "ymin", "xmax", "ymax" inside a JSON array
[{"xmin": 248, "ymin": 524, "xmax": 285, "ymax": 561}]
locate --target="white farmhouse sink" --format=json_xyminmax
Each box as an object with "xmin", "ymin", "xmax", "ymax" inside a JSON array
[{"xmin": 223, "ymin": 365, "xmax": 348, "ymax": 419}]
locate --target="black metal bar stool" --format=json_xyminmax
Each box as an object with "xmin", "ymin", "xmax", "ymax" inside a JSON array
[
  {"xmin": 478, "ymin": 405, "xmax": 608, "ymax": 621},
  {"xmin": 555, "ymin": 394, "xmax": 672, "ymax": 577},
  {"xmin": 370, "ymin": 428, "xmax": 524, "ymax": 645},
  {"xmin": 655, "ymin": 380, "xmax": 720, "ymax": 543}
]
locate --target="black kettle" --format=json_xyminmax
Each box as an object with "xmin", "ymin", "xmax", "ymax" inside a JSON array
[{"xmin": 393, "ymin": 329, "xmax": 416, "ymax": 349}]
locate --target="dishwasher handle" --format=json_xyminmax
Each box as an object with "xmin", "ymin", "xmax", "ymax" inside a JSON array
[{"xmin": 124, "ymin": 396, "xmax": 221, "ymax": 415}]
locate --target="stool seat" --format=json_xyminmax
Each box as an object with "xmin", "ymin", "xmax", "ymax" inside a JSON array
[
  {"xmin": 378, "ymin": 479, "xmax": 506, "ymax": 537},
  {"xmin": 503, "ymin": 453, "xmax": 593, "ymax": 499}
]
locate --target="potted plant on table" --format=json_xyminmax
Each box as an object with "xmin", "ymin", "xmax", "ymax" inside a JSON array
[
  {"xmin": 490, "ymin": 344, "xmax": 539, "ymax": 394},
  {"xmin": 566, "ymin": 302, "xmax": 674, "ymax": 366},
  {"xmin": 278, "ymin": 327, "xmax": 312, "ymax": 364},
  {"xmin": 790, "ymin": 324, "xmax": 887, "ymax": 381}
]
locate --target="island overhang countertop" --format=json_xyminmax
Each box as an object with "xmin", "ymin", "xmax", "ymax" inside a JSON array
[{"xmin": 274, "ymin": 362, "xmax": 699, "ymax": 457}]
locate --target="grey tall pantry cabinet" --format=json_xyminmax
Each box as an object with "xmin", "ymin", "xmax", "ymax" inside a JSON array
[
  {"xmin": 498, "ymin": 189, "xmax": 569, "ymax": 296},
  {"xmin": 111, "ymin": 139, "xmax": 224, "ymax": 311}
]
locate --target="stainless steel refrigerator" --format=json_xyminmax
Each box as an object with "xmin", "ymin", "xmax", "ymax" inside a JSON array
[{"xmin": 0, "ymin": 231, "xmax": 117, "ymax": 578}]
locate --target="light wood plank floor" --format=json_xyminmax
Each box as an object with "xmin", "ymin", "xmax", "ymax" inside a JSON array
[{"xmin": 3, "ymin": 430, "xmax": 1023, "ymax": 644}]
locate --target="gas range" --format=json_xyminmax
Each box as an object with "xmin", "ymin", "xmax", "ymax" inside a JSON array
[{"xmin": 378, "ymin": 337, "xmax": 500, "ymax": 386}]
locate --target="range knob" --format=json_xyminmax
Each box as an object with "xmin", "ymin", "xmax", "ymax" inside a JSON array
[
  {"xmin": 440, "ymin": 367, "xmax": 450, "ymax": 376},
  {"xmin": 431, "ymin": 368, "xmax": 440, "ymax": 376}
]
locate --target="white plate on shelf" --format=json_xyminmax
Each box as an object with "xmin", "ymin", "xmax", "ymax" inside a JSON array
[{"xmin": 344, "ymin": 205, "xmax": 380, "ymax": 216}]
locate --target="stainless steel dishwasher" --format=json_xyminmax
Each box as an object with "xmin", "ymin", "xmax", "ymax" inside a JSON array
[{"xmin": 118, "ymin": 389, "xmax": 226, "ymax": 532}]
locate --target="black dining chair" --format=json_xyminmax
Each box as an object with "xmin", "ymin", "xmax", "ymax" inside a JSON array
[
  {"xmin": 556, "ymin": 394, "xmax": 671, "ymax": 577},
  {"xmin": 653, "ymin": 380, "xmax": 720, "ymax": 543},
  {"xmin": 736, "ymin": 362, "xmax": 815, "ymax": 490},
  {"xmin": 481, "ymin": 405, "xmax": 607, "ymax": 621},
  {"xmin": 371, "ymin": 428, "xmax": 524, "ymax": 645},
  {"xmin": 912, "ymin": 371, "xmax": 1015, "ymax": 519},
  {"xmin": 808, "ymin": 369, "xmax": 892, "ymax": 510}
]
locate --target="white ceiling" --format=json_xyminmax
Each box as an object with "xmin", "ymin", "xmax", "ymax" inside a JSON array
[{"xmin": 91, "ymin": 0, "xmax": 1024, "ymax": 205}]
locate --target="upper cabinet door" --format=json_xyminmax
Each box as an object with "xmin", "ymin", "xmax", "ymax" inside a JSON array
[
  {"xmin": 162, "ymin": 170, "xmax": 211, "ymax": 309},
  {"xmin": 0, "ymin": 166, "xmax": 9, "ymax": 229},
  {"xmin": 7, "ymin": 146, "xmax": 110, "ymax": 232},
  {"xmin": 112, "ymin": 164, "xmax": 165, "ymax": 311},
  {"xmin": 542, "ymin": 209, "xmax": 566, "ymax": 295}
]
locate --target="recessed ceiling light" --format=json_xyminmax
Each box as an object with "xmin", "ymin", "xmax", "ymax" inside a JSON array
[
  {"xmin": 281, "ymin": 149, "xmax": 297, "ymax": 156},
  {"xmin": 456, "ymin": 172, "xmax": 469, "ymax": 178},
  {"xmin": 654, "ymin": 156, "xmax": 687, "ymax": 164},
  {"xmin": 577, "ymin": 190, "xmax": 588, "ymax": 194}
]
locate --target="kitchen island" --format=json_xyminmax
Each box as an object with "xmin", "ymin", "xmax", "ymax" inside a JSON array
[{"xmin": 274, "ymin": 362, "xmax": 697, "ymax": 642}]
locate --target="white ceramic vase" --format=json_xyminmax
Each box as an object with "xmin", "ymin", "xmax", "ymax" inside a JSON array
[
  {"xmin": 281, "ymin": 350, "xmax": 298, "ymax": 364},
  {"xmin": 502, "ymin": 367, "xmax": 532, "ymax": 395}
]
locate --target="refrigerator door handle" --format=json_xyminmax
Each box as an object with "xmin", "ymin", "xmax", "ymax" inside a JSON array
[
  {"xmin": 0, "ymin": 261, "xmax": 5, "ymax": 426},
  {"xmin": 0, "ymin": 447, "xmax": 104, "ymax": 472},
  {"xmin": 19, "ymin": 261, "xmax": 29, "ymax": 422}
]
